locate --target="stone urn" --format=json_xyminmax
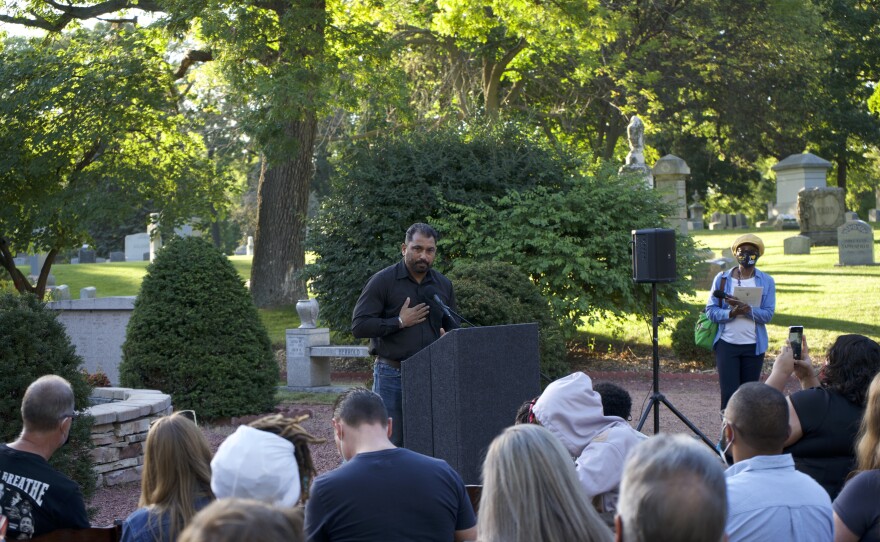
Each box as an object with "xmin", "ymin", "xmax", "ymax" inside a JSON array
[{"xmin": 296, "ymin": 298, "xmax": 319, "ymax": 328}]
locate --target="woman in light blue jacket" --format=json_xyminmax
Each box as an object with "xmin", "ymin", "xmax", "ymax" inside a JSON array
[{"xmin": 705, "ymin": 234, "xmax": 776, "ymax": 411}]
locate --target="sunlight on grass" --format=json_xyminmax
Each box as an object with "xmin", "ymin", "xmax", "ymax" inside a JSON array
[{"xmin": 580, "ymin": 228, "xmax": 880, "ymax": 357}]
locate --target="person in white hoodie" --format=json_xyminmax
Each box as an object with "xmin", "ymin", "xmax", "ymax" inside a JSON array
[{"xmin": 522, "ymin": 372, "xmax": 647, "ymax": 514}]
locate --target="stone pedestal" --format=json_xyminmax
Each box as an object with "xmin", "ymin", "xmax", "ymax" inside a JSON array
[
  {"xmin": 798, "ymin": 187, "xmax": 846, "ymax": 246},
  {"xmin": 653, "ymin": 154, "xmax": 690, "ymax": 235},
  {"xmin": 783, "ymin": 236, "xmax": 811, "ymax": 255},
  {"xmin": 286, "ymin": 328, "xmax": 332, "ymax": 387},
  {"xmin": 771, "ymin": 153, "xmax": 831, "ymax": 218}
]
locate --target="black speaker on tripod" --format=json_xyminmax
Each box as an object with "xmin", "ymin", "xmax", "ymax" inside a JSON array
[
  {"xmin": 630, "ymin": 227, "xmax": 714, "ymax": 449},
  {"xmin": 631, "ymin": 228, "xmax": 676, "ymax": 283}
]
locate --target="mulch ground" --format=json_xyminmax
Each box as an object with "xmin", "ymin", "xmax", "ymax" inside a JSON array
[{"xmin": 88, "ymin": 362, "xmax": 804, "ymax": 526}]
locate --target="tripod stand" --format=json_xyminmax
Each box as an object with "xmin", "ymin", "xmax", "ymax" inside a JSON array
[{"xmin": 635, "ymin": 282, "xmax": 715, "ymax": 449}]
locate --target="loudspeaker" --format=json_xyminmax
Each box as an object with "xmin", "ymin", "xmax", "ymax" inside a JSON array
[{"xmin": 632, "ymin": 228, "xmax": 676, "ymax": 283}]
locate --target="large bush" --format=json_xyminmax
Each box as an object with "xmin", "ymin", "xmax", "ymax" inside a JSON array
[
  {"xmin": 446, "ymin": 260, "xmax": 569, "ymax": 381},
  {"xmin": 120, "ymin": 237, "xmax": 277, "ymax": 419},
  {"xmin": 437, "ymin": 163, "xmax": 701, "ymax": 336},
  {"xmin": 305, "ymin": 124, "xmax": 581, "ymax": 335},
  {"xmin": 0, "ymin": 293, "xmax": 96, "ymax": 503}
]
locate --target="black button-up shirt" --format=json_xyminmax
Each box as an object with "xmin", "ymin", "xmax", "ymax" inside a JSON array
[{"xmin": 351, "ymin": 260, "xmax": 458, "ymax": 362}]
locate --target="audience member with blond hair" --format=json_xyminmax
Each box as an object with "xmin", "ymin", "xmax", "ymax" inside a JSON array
[
  {"xmin": 211, "ymin": 413, "xmax": 324, "ymax": 506},
  {"xmin": 121, "ymin": 412, "xmax": 214, "ymax": 542},
  {"xmin": 833, "ymin": 371, "xmax": 880, "ymax": 542},
  {"xmin": 478, "ymin": 424, "xmax": 613, "ymax": 542},
  {"xmin": 178, "ymin": 498, "xmax": 304, "ymax": 542}
]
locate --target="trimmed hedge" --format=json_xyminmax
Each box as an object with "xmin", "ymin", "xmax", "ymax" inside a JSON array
[
  {"xmin": 119, "ymin": 237, "xmax": 277, "ymax": 419},
  {"xmin": 0, "ymin": 293, "xmax": 96, "ymax": 504},
  {"xmin": 446, "ymin": 260, "xmax": 569, "ymax": 381}
]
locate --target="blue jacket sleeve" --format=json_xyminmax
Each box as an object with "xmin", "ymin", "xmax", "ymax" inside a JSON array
[{"xmin": 750, "ymin": 272, "xmax": 775, "ymax": 324}]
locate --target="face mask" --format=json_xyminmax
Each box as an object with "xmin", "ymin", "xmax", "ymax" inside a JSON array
[{"xmin": 736, "ymin": 252, "xmax": 759, "ymax": 268}]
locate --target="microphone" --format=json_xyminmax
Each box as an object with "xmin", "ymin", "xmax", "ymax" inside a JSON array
[
  {"xmin": 712, "ymin": 290, "xmax": 730, "ymax": 300},
  {"xmin": 422, "ymin": 286, "xmax": 453, "ymax": 319},
  {"xmin": 422, "ymin": 285, "xmax": 460, "ymax": 329}
]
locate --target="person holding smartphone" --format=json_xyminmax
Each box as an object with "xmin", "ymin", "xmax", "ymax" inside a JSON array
[
  {"xmin": 705, "ymin": 234, "xmax": 776, "ymax": 411},
  {"xmin": 765, "ymin": 333, "xmax": 880, "ymax": 498}
]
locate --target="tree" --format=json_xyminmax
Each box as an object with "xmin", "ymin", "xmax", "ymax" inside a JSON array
[
  {"xmin": 120, "ymin": 237, "xmax": 277, "ymax": 419},
  {"xmin": 0, "ymin": 27, "xmax": 229, "ymax": 299}
]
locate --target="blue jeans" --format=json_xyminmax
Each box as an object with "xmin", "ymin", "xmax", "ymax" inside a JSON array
[
  {"xmin": 714, "ymin": 339, "xmax": 765, "ymax": 410},
  {"xmin": 373, "ymin": 362, "xmax": 402, "ymax": 446}
]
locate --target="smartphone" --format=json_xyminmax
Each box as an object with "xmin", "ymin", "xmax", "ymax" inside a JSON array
[{"xmin": 789, "ymin": 326, "xmax": 804, "ymax": 360}]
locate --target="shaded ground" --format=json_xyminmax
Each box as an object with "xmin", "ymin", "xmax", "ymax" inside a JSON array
[{"xmin": 88, "ymin": 363, "xmax": 803, "ymax": 526}]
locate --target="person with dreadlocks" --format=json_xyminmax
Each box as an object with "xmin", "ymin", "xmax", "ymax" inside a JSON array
[{"xmin": 211, "ymin": 413, "xmax": 324, "ymax": 506}]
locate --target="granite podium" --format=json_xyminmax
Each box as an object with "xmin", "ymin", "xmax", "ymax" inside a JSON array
[{"xmin": 401, "ymin": 323, "xmax": 541, "ymax": 484}]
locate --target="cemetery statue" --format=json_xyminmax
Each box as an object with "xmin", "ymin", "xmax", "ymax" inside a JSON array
[{"xmin": 624, "ymin": 116, "xmax": 645, "ymax": 167}]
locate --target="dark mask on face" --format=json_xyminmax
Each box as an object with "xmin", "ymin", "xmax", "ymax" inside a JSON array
[{"xmin": 736, "ymin": 252, "xmax": 759, "ymax": 268}]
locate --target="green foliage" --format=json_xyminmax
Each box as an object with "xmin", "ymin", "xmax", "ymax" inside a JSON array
[
  {"xmin": 0, "ymin": 26, "xmax": 230, "ymax": 297},
  {"xmin": 670, "ymin": 305, "xmax": 716, "ymax": 369},
  {"xmin": 446, "ymin": 260, "xmax": 568, "ymax": 380},
  {"xmin": 120, "ymin": 237, "xmax": 277, "ymax": 419},
  {"xmin": 0, "ymin": 293, "xmax": 96, "ymax": 503},
  {"xmin": 437, "ymin": 164, "xmax": 700, "ymax": 336},
  {"xmin": 305, "ymin": 125, "xmax": 580, "ymax": 334}
]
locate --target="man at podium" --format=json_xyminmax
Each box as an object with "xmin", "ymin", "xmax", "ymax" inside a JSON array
[{"xmin": 352, "ymin": 223, "xmax": 458, "ymax": 446}]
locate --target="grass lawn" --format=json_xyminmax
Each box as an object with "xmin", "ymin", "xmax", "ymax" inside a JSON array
[
  {"xmin": 49, "ymin": 255, "xmax": 300, "ymax": 345},
  {"xmin": 579, "ymin": 227, "xmax": 880, "ymax": 360},
  {"xmin": 42, "ymin": 228, "xmax": 880, "ymax": 359}
]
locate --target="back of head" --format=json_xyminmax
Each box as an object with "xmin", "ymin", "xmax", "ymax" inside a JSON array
[
  {"xmin": 21, "ymin": 375, "xmax": 74, "ymax": 432},
  {"xmin": 726, "ymin": 382, "xmax": 789, "ymax": 453},
  {"xmin": 822, "ymin": 334, "xmax": 880, "ymax": 406},
  {"xmin": 333, "ymin": 387, "xmax": 387, "ymax": 428},
  {"xmin": 594, "ymin": 382, "xmax": 633, "ymax": 420},
  {"xmin": 856, "ymin": 372, "xmax": 880, "ymax": 471},
  {"xmin": 211, "ymin": 424, "xmax": 302, "ymax": 506},
  {"xmin": 405, "ymin": 222, "xmax": 439, "ymax": 243},
  {"xmin": 617, "ymin": 434, "xmax": 726, "ymax": 542},
  {"xmin": 141, "ymin": 412, "xmax": 214, "ymax": 537},
  {"xmin": 247, "ymin": 413, "xmax": 324, "ymax": 503},
  {"xmin": 178, "ymin": 498, "xmax": 304, "ymax": 542},
  {"xmin": 478, "ymin": 424, "xmax": 612, "ymax": 542}
]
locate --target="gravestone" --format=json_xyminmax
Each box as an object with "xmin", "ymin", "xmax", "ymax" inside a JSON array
[
  {"xmin": 687, "ymin": 191, "xmax": 705, "ymax": 231},
  {"xmin": 70, "ymin": 258, "xmax": 80, "ymax": 265},
  {"xmin": 109, "ymin": 251, "xmax": 125, "ymax": 262},
  {"xmin": 837, "ymin": 220, "xmax": 875, "ymax": 266},
  {"xmin": 735, "ymin": 213, "xmax": 748, "ymax": 229},
  {"xmin": 124, "ymin": 233, "xmax": 150, "ymax": 262},
  {"xmin": 54, "ymin": 285, "xmax": 71, "ymax": 300},
  {"xmin": 771, "ymin": 152, "xmax": 831, "ymax": 218},
  {"xmin": 653, "ymin": 154, "xmax": 689, "ymax": 234},
  {"xmin": 798, "ymin": 187, "xmax": 846, "ymax": 246},
  {"xmin": 148, "ymin": 214, "xmax": 162, "ymax": 262},
  {"xmin": 870, "ymin": 210, "xmax": 880, "ymax": 223},
  {"xmin": 78, "ymin": 246, "xmax": 97, "ymax": 264},
  {"xmin": 844, "ymin": 211, "xmax": 859, "ymax": 221},
  {"xmin": 246, "ymin": 236, "xmax": 255, "ymax": 256},
  {"xmin": 29, "ymin": 253, "xmax": 47, "ymax": 276},
  {"xmin": 784, "ymin": 236, "xmax": 811, "ymax": 255},
  {"xmin": 13, "ymin": 256, "xmax": 26, "ymax": 267},
  {"xmin": 80, "ymin": 287, "xmax": 97, "ymax": 299}
]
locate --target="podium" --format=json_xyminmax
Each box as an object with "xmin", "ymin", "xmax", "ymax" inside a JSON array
[{"xmin": 402, "ymin": 323, "xmax": 541, "ymax": 484}]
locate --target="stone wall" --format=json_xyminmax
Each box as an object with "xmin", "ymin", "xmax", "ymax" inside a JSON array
[{"xmin": 87, "ymin": 388, "xmax": 172, "ymax": 487}]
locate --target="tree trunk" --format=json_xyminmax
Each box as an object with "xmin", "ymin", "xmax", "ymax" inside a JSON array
[
  {"xmin": 837, "ymin": 156, "xmax": 848, "ymax": 195},
  {"xmin": 249, "ymin": 115, "xmax": 317, "ymax": 308}
]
